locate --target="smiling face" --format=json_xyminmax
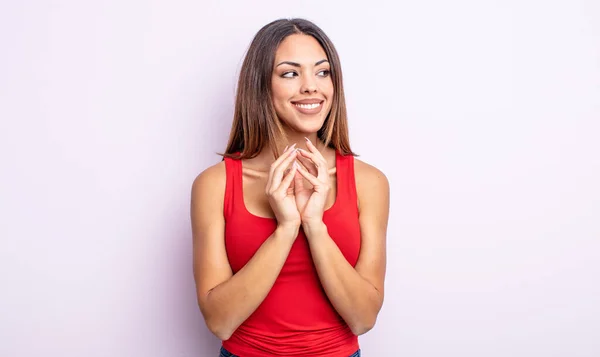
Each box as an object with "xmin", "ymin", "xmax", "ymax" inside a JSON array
[{"xmin": 271, "ymin": 34, "xmax": 334, "ymax": 134}]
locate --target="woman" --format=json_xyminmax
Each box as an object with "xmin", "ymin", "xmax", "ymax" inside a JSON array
[{"xmin": 191, "ymin": 18, "xmax": 389, "ymax": 357}]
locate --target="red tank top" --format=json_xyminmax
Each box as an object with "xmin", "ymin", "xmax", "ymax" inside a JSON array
[{"xmin": 221, "ymin": 151, "xmax": 361, "ymax": 357}]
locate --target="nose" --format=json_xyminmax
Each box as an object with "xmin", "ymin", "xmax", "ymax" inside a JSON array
[{"xmin": 300, "ymin": 75, "xmax": 318, "ymax": 94}]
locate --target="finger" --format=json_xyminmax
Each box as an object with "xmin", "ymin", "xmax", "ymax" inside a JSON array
[
  {"xmin": 304, "ymin": 137, "xmax": 327, "ymax": 162},
  {"xmin": 270, "ymin": 149, "xmax": 298, "ymax": 191},
  {"xmin": 298, "ymin": 148, "xmax": 327, "ymax": 181},
  {"xmin": 277, "ymin": 163, "xmax": 297, "ymax": 194},
  {"xmin": 271, "ymin": 144, "xmax": 296, "ymax": 173},
  {"xmin": 270, "ymin": 149, "xmax": 298, "ymax": 190},
  {"xmin": 290, "ymin": 172, "xmax": 296, "ymax": 190},
  {"xmin": 295, "ymin": 161, "xmax": 322, "ymax": 187},
  {"xmin": 296, "ymin": 155, "xmax": 318, "ymax": 177},
  {"xmin": 293, "ymin": 163, "xmax": 305, "ymax": 191},
  {"xmin": 268, "ymin": 146, "xmax": 288, "ymax": 189},
  {"xmin": 267, "ymin": 144, "xmax": 297, "ymax": 190}
]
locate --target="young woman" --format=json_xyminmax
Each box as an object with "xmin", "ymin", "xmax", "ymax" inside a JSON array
[{"xmin": 191, "ymin": 18, "xmax": 389, "ymax": 357}]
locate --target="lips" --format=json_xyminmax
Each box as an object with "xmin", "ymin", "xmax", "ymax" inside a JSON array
[
  {"xmin": 292, "ymin": 99, "xmax": 323, "ymax": 104},
  {"xmin": 295, "ymin": 102, "xmax": 321, "ymax": 109},
  {"xmin": 291, "ymin": 99, "xmax": 324, "ymax": 115}
]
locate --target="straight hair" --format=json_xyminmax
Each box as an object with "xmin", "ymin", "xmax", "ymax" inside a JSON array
[{"xmin": 223, "ymin": 18, "xmax": 356, "ymax": 159}]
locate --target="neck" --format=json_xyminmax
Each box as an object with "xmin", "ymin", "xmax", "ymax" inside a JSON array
[
  {"xmin": 278, "ymin": 132, "xmax": 321, "ymax": 153},
  {"xmin": 248, "ymin": 132, "xmax": 324, "ymax": 170}
]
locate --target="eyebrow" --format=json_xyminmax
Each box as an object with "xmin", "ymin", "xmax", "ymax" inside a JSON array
[{"xmin": 276, "ymin": 59, "xmax": 329, "ymax": 67}]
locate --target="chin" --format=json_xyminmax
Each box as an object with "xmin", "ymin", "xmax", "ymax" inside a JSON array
[{"xmin": 287, "ymin": 117, "xmax": 326, "ymax": 134}]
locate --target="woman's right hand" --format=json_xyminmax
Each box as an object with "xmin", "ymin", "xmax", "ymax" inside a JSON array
[{"xmin": 266, "ymin": 145, "xmax": 301, "ymax": 230}]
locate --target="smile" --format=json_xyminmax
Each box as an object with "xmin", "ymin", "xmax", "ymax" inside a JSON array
[
  {"xmin": 292, "ymin": 101, "xmax": 324, "ymax": 115},
  {"xmin": 294, "ymin": 103, "xmax": 321, "ymax": 109}
]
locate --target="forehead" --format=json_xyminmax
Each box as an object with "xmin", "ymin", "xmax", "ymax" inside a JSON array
[{"xmin": 274, "ymin": 34, "xmax": 328, "ymax": 63}]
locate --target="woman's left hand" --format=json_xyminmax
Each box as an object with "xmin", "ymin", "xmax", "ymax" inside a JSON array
[{"xmin": 293, "ymin": 138, "xmax": 331, "ymax": 227}]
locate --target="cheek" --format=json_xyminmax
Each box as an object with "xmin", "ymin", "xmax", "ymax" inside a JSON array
[
  {"xmin": 271, "ymin": 84, "xmax": 292, "ymax": 117},
  {"xmin": 324, "ymin": 82, "xmax": 334, "ymax": 100},
  {"xmin": 272, "ymin": 80, "xmax": 295, "ymax": 101},
  {"xmin": 322, "ymin": 79, "xmax": 334, "ymax": 97},
  {"xmin": 272, "ymin": 94, "xmax": 290, "ymax": 114}
]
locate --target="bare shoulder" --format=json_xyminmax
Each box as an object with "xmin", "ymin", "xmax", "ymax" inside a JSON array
[
  {"xmin": 191, "ymin": 160, "xmax": 227, "ymax": 220},
  {"xmin": 192, "ymin": 161, "xmax": 226, "ymax": 198},
  {"xmin": 191, "ymin": 160, "xmax": 233, "ymax": 312},
  {"xmin": 352, "ymin": 158, "xmax": 389, "ymax": 295},
  {"xmin": 353, "ymin": 158, "xmax": 389, "ymax": 215},
  {"xmin": 354, "ymin": 158, "xmax": 389, "ymax": 194}
]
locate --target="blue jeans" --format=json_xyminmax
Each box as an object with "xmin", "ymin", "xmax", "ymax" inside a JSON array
[{"xmin": 220, "ymin": 346, "xmax": 361, "ymax": 357}]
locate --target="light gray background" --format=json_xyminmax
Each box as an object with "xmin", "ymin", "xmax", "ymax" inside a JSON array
[{"xmin": 1, "ymin": 1, "xmax": 599, "ymax": 356}]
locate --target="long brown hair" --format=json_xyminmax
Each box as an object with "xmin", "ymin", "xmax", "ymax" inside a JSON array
[{"xmin": 223, "ymin": 18, "xmax": 356, "ymax": 159}]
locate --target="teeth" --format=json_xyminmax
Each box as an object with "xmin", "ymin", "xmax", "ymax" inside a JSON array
[{"xmin": 295, "ymin": 103, "xmax": 321, "ymax": 109}]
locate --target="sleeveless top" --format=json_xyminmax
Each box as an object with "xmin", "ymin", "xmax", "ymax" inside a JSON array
[{"xmin": 222, "ymin": 151, "xmax": 361, "ymax": 357}]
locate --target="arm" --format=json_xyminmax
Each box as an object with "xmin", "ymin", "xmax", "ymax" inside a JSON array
[
  {"xmin": 191, "ymin": 153, "xmax": 301, "ymax": 340},
  {"xmin": 302, "ymin": 160, "xmax": 389, "ymax": 335}
]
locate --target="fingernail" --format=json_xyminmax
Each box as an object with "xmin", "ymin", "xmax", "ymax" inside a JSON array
[
  {"xmin": 283, "ymin": 145, "xmax": 288, "ymax": 152},
  {"xmin": 289, "ymin": 143, "xmax": 297, "ymax": 151},
  {"xmin": 304, "ymin": 137, "xmax": 310, "ymax": 142}
]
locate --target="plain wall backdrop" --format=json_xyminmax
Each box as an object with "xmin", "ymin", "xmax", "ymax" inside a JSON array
[{"xmin": 1, "ymin": 0, "xmax": 599, "ymax": 356}]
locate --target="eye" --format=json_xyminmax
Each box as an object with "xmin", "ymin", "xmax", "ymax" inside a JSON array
[
  {"xmin": 282, "ymin": 71, "xmax": 298, "ymax": 78},
  {"xmin": 317, "ymin": 69, "xmax": 331, "ymax": 77}
]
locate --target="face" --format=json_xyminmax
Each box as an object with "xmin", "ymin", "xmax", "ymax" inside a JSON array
[{"xmin": 271, "ymin": 34, "xmax": 334, "ymax": 134}]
